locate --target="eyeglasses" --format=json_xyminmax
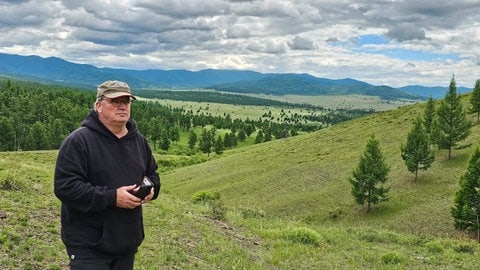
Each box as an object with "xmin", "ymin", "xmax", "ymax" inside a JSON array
[{"xmin": 102, "ymin": 97, "xmax": 133, "ymax": 107}]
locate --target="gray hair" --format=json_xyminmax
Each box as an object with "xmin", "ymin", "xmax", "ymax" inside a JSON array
[{"xmin": 93, "ymin": 96, "xmax": 103, "ymax": 112}]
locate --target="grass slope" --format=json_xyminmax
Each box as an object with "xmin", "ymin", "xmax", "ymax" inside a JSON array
[
  {"xmin": 163, "ymin": 96, "xmax": 479, "ymax": 237},
  {"xmin": 2, "ymin": 96, "xmax": 480, "ymax": 269}
]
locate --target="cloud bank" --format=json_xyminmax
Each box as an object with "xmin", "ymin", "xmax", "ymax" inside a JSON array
[{"xmin": 0, "ymin": 0, "xmax": 479, "ymax": 87}]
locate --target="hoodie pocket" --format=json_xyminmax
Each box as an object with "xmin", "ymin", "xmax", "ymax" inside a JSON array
[{"xmin": 92, "ymin": 208, "xmax": 144, "ymax": 254}]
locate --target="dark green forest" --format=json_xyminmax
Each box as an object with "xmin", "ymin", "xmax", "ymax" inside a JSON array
[
  {"xmin": 135, "ymin": 89, "xmax": 300, "ymax": 107},
  {"xmin": 0, "ymin": 79, "xmax": 373, "ymax": 152}
]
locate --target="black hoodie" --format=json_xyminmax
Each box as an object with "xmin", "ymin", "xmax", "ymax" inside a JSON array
[{"xmin": 54, "ymin": 110, "xmax": 160, "ymax": 256}]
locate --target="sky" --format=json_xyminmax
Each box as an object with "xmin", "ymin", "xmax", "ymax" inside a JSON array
[{"xmin": 0, "ymin": 0, "xmax": 479, "ymax": 88}]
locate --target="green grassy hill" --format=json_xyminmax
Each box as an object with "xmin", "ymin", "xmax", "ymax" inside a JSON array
[
  {"xmin": 2, "ymin": 95, "xmax": 480, "ymax": 269},
  {"xmin": 163, "ymin": 96, "xmax": 478, "ymax": 237}
]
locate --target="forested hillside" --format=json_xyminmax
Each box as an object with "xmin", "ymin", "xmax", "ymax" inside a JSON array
[
  {"xmin": 0, "ymin": 79, "xmax": 375, "ymax": 153},
  {"xmin": 209, "ymin": 73, "xmax": 420, "ymax": 100}
]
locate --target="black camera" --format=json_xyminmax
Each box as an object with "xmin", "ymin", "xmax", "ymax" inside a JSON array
[{"xmin": 131, "ymin": 176, "xmax": 153, "ymax": 199}]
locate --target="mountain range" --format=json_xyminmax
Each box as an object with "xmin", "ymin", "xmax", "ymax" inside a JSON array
[{"xmin": 0, "ymin": 52, "xmax": 467, "ymax": 99}]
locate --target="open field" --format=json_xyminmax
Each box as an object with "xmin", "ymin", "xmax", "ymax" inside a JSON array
[
  {"xmin": 142, "ymin": 94, "xmax": 421, "ymax": 121},
  {"xmin": 247, "ymin": 94, "xmax": 420, "ymax": 110},
  {"xmin": 147, "ymin": 98, "xmax": 280, "ymax": 120}
]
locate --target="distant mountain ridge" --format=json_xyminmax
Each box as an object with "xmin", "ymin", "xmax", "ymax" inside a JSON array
[
  {"xmin": 209, "ymin": 73, "xmax": 417, "ymax": 99},
  {"xmin": 0, "ymin": 52, "xmax": 466, "ymax": 99}
]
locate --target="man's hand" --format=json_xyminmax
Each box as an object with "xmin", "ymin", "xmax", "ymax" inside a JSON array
[{"xmin": 116, "ymin": 185, "xmax": 142, "ymax": 209}]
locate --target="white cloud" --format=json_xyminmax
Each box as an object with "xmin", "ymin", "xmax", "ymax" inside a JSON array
[{"xmin": 0, "ymin": 0, "xmax": 479, "ymax": 87}]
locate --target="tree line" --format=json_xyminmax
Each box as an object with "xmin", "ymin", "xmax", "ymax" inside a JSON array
[
  {"xmin": 0, "ymin": 79, "xmax": 373, "ymax": 153},
  {"xmin": 135, "ymin": 89, "xmax": 305, "ymax": 108},
  {"xmin": 349, "ymin": 76, "xmax": 480, "ymax": 241}
]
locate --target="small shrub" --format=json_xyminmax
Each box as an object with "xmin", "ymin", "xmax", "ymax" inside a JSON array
[
  {"xmin": 283, "ymin": 227, "xmax": 321, "ymax": 246},
  {"xmin": 208, "ymin": 200, "xmax": 227, "ymax": 221},
  {"xmin": 381, "ymin": 251, "xmax": 404, "ymax": 264},
  {"xmin": 241, "ymin": 207, "xmax": 266, "ymax": 219},
  {"xmin": 192, "ymin": 191, "xmax": 220, "ymax": 204},
  {"xmin": 425, "ymin": 241, "xmax": 444, "ymax": 253},
  {"xmin": 453, "ymin": 243, "xmax": 476, "ymax": 254}
]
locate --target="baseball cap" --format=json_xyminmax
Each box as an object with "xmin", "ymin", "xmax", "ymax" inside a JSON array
[{"xmin": 96, "ymin": 80, "xmax": 136, "ymax": 100}]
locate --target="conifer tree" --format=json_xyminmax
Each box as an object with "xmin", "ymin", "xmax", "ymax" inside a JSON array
[
  {"xmin": 470, "ymin": 79, "xmax": 480, "ymax": 123},
  {"xmin": 423, "ymin": 96, "xmax": 435, "ymax": 135},
  {"xmin": 188, "ymin": 130, "xmax": 197, "ymax": 152},
  {"xmin": 199, "ymin": 128, "xmax": 215, "ymax": 156},
  {"xmin": 401, "ymin": 117, "xmax": 435, "ymax": 181},
  {"xmin": 214, "ymin": 135, "xmax": 224, "ymax": 154},
  {"xmin": 254, "ymin": 130, "xmax": 264, "ymax": 144},
  {"xmin": 237, "ymin": 129, "xmax": 247, "ymax": 141},
  {"xmin": 264, "ymin": 130, "xmax": 272, "ymax": 142},
  {"xmin": 452, "ymin": 147, "xmax": 480, "ymax": 242},
  {"xmin": 159, "ymin": 128, "xmax": 170, "ymax": 151},
  {"xmin": 350, "ymin": 135, "xmax": 390, "ymax": 213},
  {"xmin": 169, "ymin": 125, "xmax": 180, "ymax": 143},
  {"xmin": 431, "ymin": 76, "xmax": 472, "ymax": 159}
]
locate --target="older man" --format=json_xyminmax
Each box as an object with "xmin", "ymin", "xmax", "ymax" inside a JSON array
[{"xmin": 54, "ymin": 80, "xmax": 161, "ymax": 270}]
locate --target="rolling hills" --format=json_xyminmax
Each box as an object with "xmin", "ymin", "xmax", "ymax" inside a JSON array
[
  {"xmin": 162, "ymin": 94, "xmax": 479, "ymax": 237},
  {"xmin": 2, "ymin": 87, "xmax": 480, "ymax": 268}
]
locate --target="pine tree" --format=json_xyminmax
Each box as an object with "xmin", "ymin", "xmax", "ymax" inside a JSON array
[
  {"xmin": 350, "ymin": 135, "xmax": 390, "ymax": 213},
  {"xmin": 254, "ymin": 130, "xmax": 264, "ymax": 144},
  {"xmin": 214, "ymin": 135, "xmax": 224, "ymax": 155},
  {"xmin": 470, "ymin": 79, "xmax": 480, "ymax": 123},
  {"xmin": 431, "ymin": 76, "xmax": 472, "ymax": 159},
  {"xmin": 159, "ymin": 128, "xmax": 170, "ymax": 151},
  {"xmin": 423, "ymin": 96, "xmax": 435, "ymax": 135},
  {"xmin": 199, "ymin": 128, "xmax": 214, "ymax": 156},
  {"xmin": 401, "ymin": 117, "xmax": 435, "ymax": 181},
  {"xmin": 237, "ymin": 129, "xmax": 247, "ymax": 141},
  {"xmin": 452, "ymin": 147, "xmax": 480, "ymax": 242},
  {"xmin": 188, "ymin": 130, "xmax": 197, "ymax": 152},
  {"xmin": 169, "ymin": 125, "xmax": 180, "ymax": 144}
]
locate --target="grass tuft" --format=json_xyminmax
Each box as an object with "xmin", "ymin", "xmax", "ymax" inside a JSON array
[
  {"xmin": 282, "ymin": 227, "xmax": 322, "ymax": 246},
  {"xmin": 381, "ymin": 251, "xmax": 404, "ymax": 264}
]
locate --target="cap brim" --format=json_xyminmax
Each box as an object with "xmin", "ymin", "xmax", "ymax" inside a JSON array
[{"xmin": 103, "ymin": 92, "xmax": 137, "ymax": 100}]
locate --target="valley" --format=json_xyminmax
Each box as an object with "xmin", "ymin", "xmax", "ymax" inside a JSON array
[{"xmin": 1, "ymin": 84, "xmax": 480, "ymax": 268}]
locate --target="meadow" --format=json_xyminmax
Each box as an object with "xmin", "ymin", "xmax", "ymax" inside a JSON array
[
  {"xmin": 249, "ymin": 93, "xmax": 419, "ymax": 110},
  {"xmin": 1, "ymin": 94, "xmax": 480, "ymax": 269},
  {"xmin": 151, "ymin": 93, "xmax": 416, "ymax": 121}
]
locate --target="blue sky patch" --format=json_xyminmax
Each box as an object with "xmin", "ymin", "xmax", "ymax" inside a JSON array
[
  {"xmin": 356, "ymin": 34, "xmax": 389, "ymax": 46},
  {"xmin": 379, "ymin": 48, "xmax": 460, "ymax": 61},
  {"xmin": 348, "ymin": 34, "xmax": 460, "ymax": 62}
]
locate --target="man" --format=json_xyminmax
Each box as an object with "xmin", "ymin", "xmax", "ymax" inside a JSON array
[{"xmin": 54, "ymin": 80, "xmax": 161, "ymax": 270}]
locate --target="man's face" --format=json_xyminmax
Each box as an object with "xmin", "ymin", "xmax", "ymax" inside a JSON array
[{"xmin": 96, "ymin": 96, "xmax": 132, "ymax": 125}]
